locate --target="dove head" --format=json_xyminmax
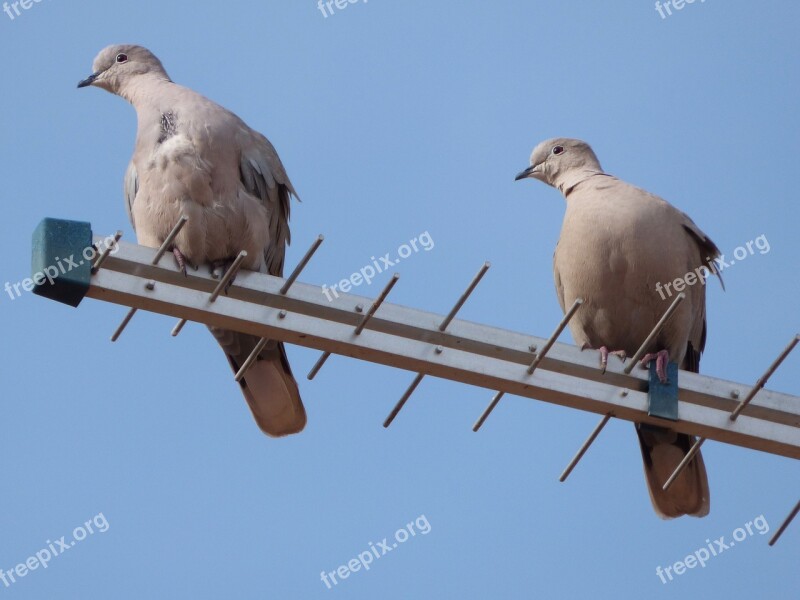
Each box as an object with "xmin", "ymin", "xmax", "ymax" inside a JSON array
[
  {"xmin": 78, "ymin": 45, "xmax": 171, "ymax": 97},
  {"xmin": 515, "ymin": 138, "xmax": 603, "ymax": 192}
]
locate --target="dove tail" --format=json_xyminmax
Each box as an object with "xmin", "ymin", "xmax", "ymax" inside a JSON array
[
  {"xmin": 209, "ymin": 327, "xmax": 306, "ymax": 437},
  {"xmin": 636, "ymin": 424, "xmax": 710, "ymax": 518},
  {"xmin": 633, "ymin": 340, "xmax": 710, "ymax": 518}
]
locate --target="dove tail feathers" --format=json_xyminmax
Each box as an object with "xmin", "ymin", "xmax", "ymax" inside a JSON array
[
  {"xmin": 636, "ymin": 424, "xmax": 710, "ymax": 519},
  {"xmin": 209, "ymin": 327, "xmax": 306, "ymax": 437}
]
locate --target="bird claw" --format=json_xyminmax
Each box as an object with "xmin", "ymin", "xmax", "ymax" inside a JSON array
[
  {"xmin": 640, "ymin": 349, "xmax": 670, "ymax": 384},
  {"xmin": 581, "ymin": 344, "xmax": 627, "ymax": 374},
  {"xmin": 211, "ymin": 259, "xmax": 237, "ymax": 294},
  {"xmin": 172, "ymin": 247, "xmax": 194, "ymax": 276}
]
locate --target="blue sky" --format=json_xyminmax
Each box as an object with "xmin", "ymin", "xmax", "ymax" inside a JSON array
[{"xmin": 0, "ymin": 1, "xmax": 798, "ymax": 598}]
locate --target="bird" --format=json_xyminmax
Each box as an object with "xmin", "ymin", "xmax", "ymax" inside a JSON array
[
  {"xmin": 78, "ymin": 44, "xmax": 306, "ymax": 437},
  {"xmin": 516, "ymin": 137, "xmax": 721, "ymax": 518}
]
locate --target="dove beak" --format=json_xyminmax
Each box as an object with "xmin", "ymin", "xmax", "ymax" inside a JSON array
[
  {"xmin": 515, "ymin": 165, "xmax": 539, "ymax": 181},
  {"xmin": 77, "ymin": 72, "xmax": 99, "ymax": 88}
]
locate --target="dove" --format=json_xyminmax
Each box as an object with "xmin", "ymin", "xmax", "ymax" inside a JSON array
[
  {"xmin": 78, "ymin": 44, "xmax": 305, "ymax": 437},
  {"xmin": 516, "ymin": 137, "xmax": 722, "ymax": 518}
]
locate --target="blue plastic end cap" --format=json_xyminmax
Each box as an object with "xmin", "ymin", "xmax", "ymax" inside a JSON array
[{"xmin": 31, "ymin": 218, "xmax": 93, "ymax": 308}]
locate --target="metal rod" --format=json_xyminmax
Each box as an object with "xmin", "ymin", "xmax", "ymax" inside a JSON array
[
  {"xmin": 234, "ymin": 337, "xmax": 270, "ymax": 382},
  {"xmin": 527, "ymin": 298, "xmax": 584, "ymax": 375},
  {"xmin": 472, "ymin": 391, "xmax": 505, "ymax": 432},
  {"xmin": 769, "ymin": 499, "xmax": 800, "ymax": 546},
  {"xmin": 111, "ymin": 307, "xmax": 137, "ymax": 342},
  {"xmin": 308, "ymin": 275, "xmax": 400, "ymax": 381},
  {"xmin": 624, "ymin": 293, "xmax": 686, "ymax": 374},
  {"xmin": 91, "ymin": 231, "xmax": 123, "ymax": 273},
  {"xmin": 171, "ymin": 251, "xmax": 248, "ymax": 338},
  {"xmin": 280, "ymin": 235, "xmax": 324, "ymax": 295},
  {"xmin": 355, "ymin": 274, "xmax": 400, "ymax": 335},
  {"xmin": 307, "ymin": 351, "xmax": 332, "ymax": 380},
  {"xmin": 209, "ymin": 251, "xmax": 248, "ymax": 303},
  {"xmin": 384, "ymin": 264, "xmax": 490, "ymax": 427},
  {"xmin": 152, "ymin": 216, "xmax": 188, "ymax": 265},
  {"xmin": 240, "ymin": 235, "xmax": 323, "ymax": 381},
  {"xmin": 559, "ymin": 414, "xmax": 612, "ymax": 482},
  {"xmin": 383, "ymin": 373, "xmax": 425, "ymax": 428},
  {"xmin": 731, "ymin": 334, "xmax": 800, "ymax": 421},
  {"xmin": 438, "ymin": 262, "xmax": 490, "ymax": 332},
  {"xmin": 171, "ymin": 318, "xmax": 188, "ymax": 337},
  {"xmin": 662, "ymin": 436, "xmax": 706, "ymax": 491},
  {"xmin": 109, "ymin": 217, "xmax": 187, "ymax": 342},
  {"xmin": 474, "ymin": 298, "xmax": 582, "ymax": 430}
]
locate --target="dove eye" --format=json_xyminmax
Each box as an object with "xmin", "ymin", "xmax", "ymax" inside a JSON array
[
  {"xmin": 116, "ymin": 53, "xmax": 128, "ymax": 63},
  {"xmin": 552, "ymin": 145, "xmax": 565, "ymax": 155}
]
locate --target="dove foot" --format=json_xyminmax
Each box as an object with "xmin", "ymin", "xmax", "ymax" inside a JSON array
[
  {"xmin": 581, "ymin": 344, "xmax": 627, "ymax": 374},
  {"xmin": 640, "ymin": 349, "xmax": 670, "ymax": 384},
  {"xmin": 172, "ymin": 247, "xmax": 193, "ymax": 276},
  {"xmin": 211, "ymin": 259, "xmax": 238, "ymax": 294}
]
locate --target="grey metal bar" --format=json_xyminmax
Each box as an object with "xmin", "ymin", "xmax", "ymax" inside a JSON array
[
  {"xmin": 110, "ymin": 307, "xmax": 137, "ymax": 342},
  {"xmin": 172, "ymin": 250, "xmax": 249, "ymax": 337},
  {"xmin": 472, "ymin": 391, "xmax": 505, "ymax": 432},
  {"xmin": 731, "ymin": 335, "xmax": 800, "ymax": 421},
  {"xmin": 83, "ymin": 242, "xmax": 800, "ymax": 459},
  {"xmin": 152, "ymin": 216, "xmax": 189, "ymax": 264},
  {"xmin": 234, "ymin": 337, "xmax": 270, "ymax": 382},
  {"xmin": 439, "ymin": 262, "xmax": 490, "ymax": 331},
  {"xmin": 559, "ymin": 413, "xmax": 613, "ymax": 482},
  {"xmin": 473, "ymin": 297, "xmax": 583, "ymax": 431},
  {"xmin": 307, "ymin": 351, "xmax": 331, "ymax": 381},
  {"xmin": 383, "ymin": 373, "xmax": 424, "ymax": 428},
  {"xmin": 664, "ymin": 334, "xmax": 800, "ymax": 490},
  {"xmin": 209, "ymin": 251, "xmax": 248, "ymax": 303},
  {"xmin": 355, "ymin": 274, "xmax": 400, "ymax": 335},
  {"xmin": 662, "ymin": 436, "xmax": 706, "ymax": 491},
  {"xmin": 91, "ymin": 231, "xmax": 123, "ymax": 273},
  {"xmin": 769, "ymin": 499, "xmax": 800, "ymax": 546},
  {"xmin": 109, "ymin": 217, "xmax": 188, "ymax": 341},
  {"xmin": 624, "ymin": 293, "xmax": 686, "ymax": 374},
  {"xmin": 527, "ymin": 298, "xmax": 584, "ymax": 375},
  {"xmin": 308, "ymin": 274, "xmax": 400, "ymax": 381},
  {"xmin": 280, "ymin": 235, "xmax": 324, "ymax": 295},
  {"xmin": 170, "ymin": 318, "xmax": 188, "ymax": 337},
  {"xmin": 384, "ymin": 263, "xmax": 491, "ymax": 427},
  {"xmin": 238, "ymin": 236, "xmax": 323, "ymax": 379}
]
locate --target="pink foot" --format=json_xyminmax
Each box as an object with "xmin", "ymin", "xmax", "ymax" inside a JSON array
[
  {"xmin": 211, "ymin": 259, "xmax": 238, "ymax": 294},
  {"xmin": 640, "ymin": 349, "xmax": 670, "ymax": 384},
  {"xmin": 581, "ymin": 344, "xmax": 627, "ymax": 374},
  {"xmin": 172, "ymin": 247, "xmax": 194, "ymax": 276}
]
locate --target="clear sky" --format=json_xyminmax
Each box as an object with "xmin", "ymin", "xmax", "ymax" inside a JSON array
[{"xmin": 0, "ymin": 1, "xmax": 798, "ymax": 598}]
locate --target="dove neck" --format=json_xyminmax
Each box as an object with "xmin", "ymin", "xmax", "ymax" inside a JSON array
[
  {"xmin": 119, "ymin": 74, "xmax": 173, "ymax": 107},
  {"xmin": 556, "ymin": 169, "xmax": 606, "ymax": 197}
]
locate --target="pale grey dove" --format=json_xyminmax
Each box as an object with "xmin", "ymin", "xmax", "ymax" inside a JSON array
[
  {"xmin": 516, "ymin": 138, "xmax": 722, "ymax": 518},
  {"xmin": 78, "ymin": 44, "xmax": 305, "ymax": 437}
]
